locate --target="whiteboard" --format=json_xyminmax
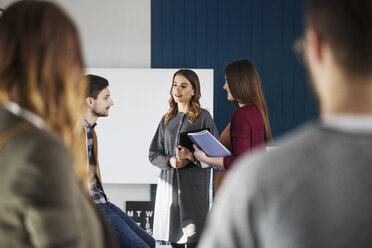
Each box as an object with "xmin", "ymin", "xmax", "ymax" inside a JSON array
[{"xmin": 86, "ymin": 68, "xmax": 214, "ymax": 184}]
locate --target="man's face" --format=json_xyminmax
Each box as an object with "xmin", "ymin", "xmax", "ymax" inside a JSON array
[{"xmin": 91, "ymin": 87, "xmax": 114, "ymax": 117}]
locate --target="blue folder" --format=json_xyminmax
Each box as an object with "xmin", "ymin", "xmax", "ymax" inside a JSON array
[{"xmin": 188, "ymin": 130, "xmax": 231, "ymax": 157}]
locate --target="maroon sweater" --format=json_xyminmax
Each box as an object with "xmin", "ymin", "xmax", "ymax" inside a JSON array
[{"xmin": 223, "ymin": 104, "xmax": 265, "ymax": 169}]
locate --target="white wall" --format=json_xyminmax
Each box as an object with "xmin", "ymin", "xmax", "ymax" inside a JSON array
[
  {"xmin": 0, "ymin": 0, "xmax": 152, "ymax": 210},
  {"xmin": 104, "ymin": 184, "xmax": 151, "ymax": 210},
  {"xmin": 52, "ymin": 0, "xmax": 151, "ymax": 68},
  {"xmin": 0, "ymin": 0, "xmax": 150, "ymax": 68}
]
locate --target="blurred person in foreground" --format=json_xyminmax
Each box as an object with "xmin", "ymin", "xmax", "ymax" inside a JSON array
[
  {"xmin": 0, "ymin": 1, "xmax": 117, "ymax": 247},
  {"xmin": 199, "ymin": 0, "xmax": 372, "ymax": 247}
]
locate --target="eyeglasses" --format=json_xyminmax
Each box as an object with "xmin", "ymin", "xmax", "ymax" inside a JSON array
[{"xmin": 293, "ymin": 35, "xmax": 307, "ymax": 64}]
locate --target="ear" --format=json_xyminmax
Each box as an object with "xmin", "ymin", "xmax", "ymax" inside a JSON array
[
  {"xmin": 85, "ymin": 97, "xmax": 94, "ymax": 108},
  {"xmin": 306, "ymin": 29, "xmax": 323, "ymax": 64},
  {"xmin": 192, "ymin": 89, "xmax": 195, "ymax": 96}
]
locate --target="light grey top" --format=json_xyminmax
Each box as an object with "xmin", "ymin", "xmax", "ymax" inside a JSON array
[
  {"xmin": 149, "ymin": 109, "xmax": 218, "ymax": 243},
  {"xmin": 199, "ymin": 122, "xmax": 372, "ymax": 248}
]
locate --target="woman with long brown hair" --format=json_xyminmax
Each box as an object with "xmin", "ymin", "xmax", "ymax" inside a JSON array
[
  {"xmin": 0, "ymin": 1, "xmax": 116, "ymax": 247},
  {"xmin": 149, "ymin": 69, "xmax": 218, "ymax": 248},
  {"xmin": 194, "ymin": 59, "xmax": 272, "ymax": 192}
]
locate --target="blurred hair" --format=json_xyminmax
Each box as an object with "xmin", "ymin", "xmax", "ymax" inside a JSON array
[
  {"xmin": 86, "ymin": 74, "xmax": 109, "ymax": 99},
  {"xmin": 164, "ymin": 69, "xmax": 202, "ymax": 126},
  {"xmin": 225, "ymin": 59, "xmax": 272, "ymax": 143},
  {"xmin": 0, "ymin": 0, "xmax": 88, "ymax": 183},
  {"xmin": 305, "ymin": 0, "xmax": 372, "ymax": 76}
]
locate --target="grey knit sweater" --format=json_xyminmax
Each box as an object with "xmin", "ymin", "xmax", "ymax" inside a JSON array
[{"xmin": 199, "ymin": 122, "xmax": 372, "ymax": 248}]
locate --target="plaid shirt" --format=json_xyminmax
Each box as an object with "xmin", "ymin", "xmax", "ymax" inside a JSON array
[{"xmin": 84, "ymin": 120, "xmax": 107, "ymax": 204}]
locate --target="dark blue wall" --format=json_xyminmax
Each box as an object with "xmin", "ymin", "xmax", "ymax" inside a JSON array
[{"xmin": 151, "ymin": 0, "xmax": 318, "ymax": 139}]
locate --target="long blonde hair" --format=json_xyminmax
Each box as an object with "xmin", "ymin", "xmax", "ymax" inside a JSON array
[
  {"xmin": 164, "ymin": 69, "xmax": 202, "ymax": 126},
  {"xmin": 225, "ymin": 59, "xmax": 273, "ymax": 143},
  {"xmin": 0, "ymin": 1, "xmax": 88, "ymax": 183}
]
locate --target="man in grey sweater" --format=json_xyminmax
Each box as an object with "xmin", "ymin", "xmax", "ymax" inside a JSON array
[{"xmin": 198, "ymin": 0, "xmax": 372, "ymax": 247}]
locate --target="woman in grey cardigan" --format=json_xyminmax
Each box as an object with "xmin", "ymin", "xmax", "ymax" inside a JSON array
[{"xmin": 149, "ymin": 69, "xmax": 218, "ymax": 248}]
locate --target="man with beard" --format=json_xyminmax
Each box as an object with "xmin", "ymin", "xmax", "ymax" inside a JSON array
[
  {"xmin": 198, "ymin": 0, "xmax": 372, "ymax": 247},
  {"xmin": 84, "ymin": 74, "xmax": 155, "ymax": 248}
]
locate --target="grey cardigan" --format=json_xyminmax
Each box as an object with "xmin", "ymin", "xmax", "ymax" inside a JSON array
[
  {"xmin": 149, "ymin": 109, "xmax": 218, "ymax": 243},
  {"xmin": 199, "ymin": 123, "xmax": 372, "ymax": 248}
]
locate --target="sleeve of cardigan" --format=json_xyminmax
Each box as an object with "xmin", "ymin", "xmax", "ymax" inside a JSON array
[
  {"xmin": 223, "ymin": 109, "xmax": 252, "ymax": 169},
  {"xmin": 148, "ymin": 116, "xmax": 172, "ymax": 170}
]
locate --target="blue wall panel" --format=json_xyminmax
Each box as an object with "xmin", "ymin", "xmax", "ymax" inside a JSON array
[
  {"xmin": 184, "ymin": 0, "xmax": 196, "ymax": 67},
  {"xmin": 151, "ymin": 0, "xmax": 162, "ymax": 67},
  {"xmin": 195, "ymin": 0, "xmax": 207, "ymax": 67},
  {"xmin": 151, "ymin": 0, "xmax": 318, "ymax": 139},
  {"xmin": 174, "ymin": 0, "xmax": 185, "ymax": 68},
  {"xmin": 282, "ymin": 0, "xmax": 295, "ymax": 132}
]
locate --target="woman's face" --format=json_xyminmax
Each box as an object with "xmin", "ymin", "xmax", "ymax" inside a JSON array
[
  {"xmin": 172, "ymin": 74, "xmax": 195, "ymax": 104},
  {"xmin": 223, "ymin": 75, "xmax": 234, "ymax": 101}
]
